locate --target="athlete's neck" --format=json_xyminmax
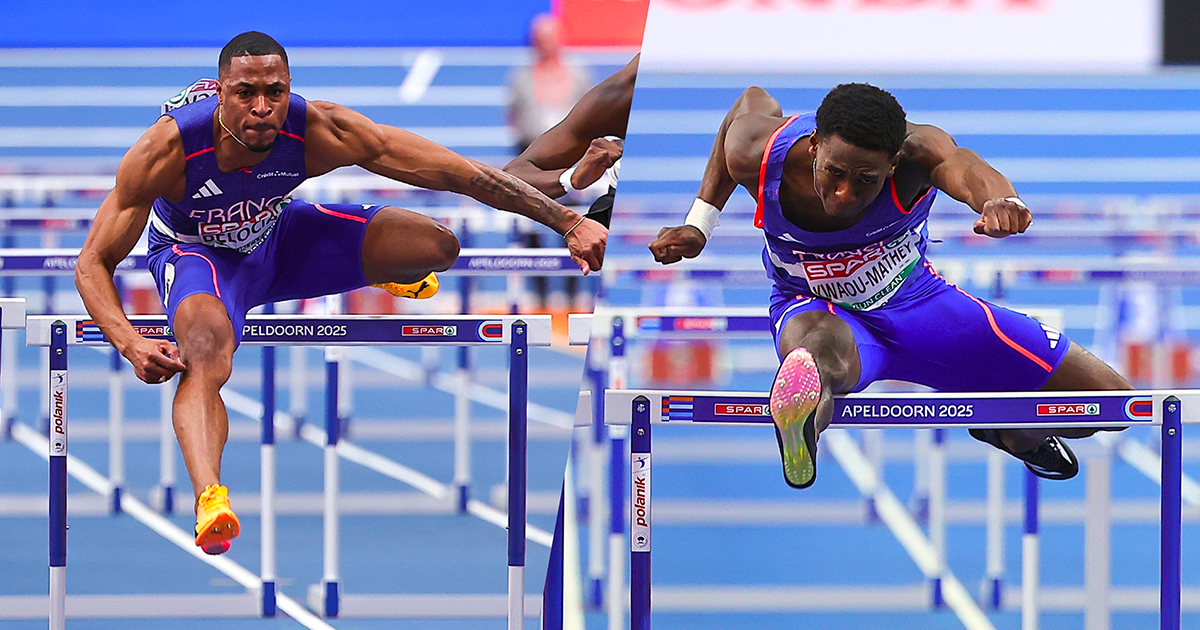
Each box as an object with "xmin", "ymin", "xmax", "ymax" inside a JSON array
[{"xmin": 212, "ymin": 107, "xmax": 271, "ymax": 173}]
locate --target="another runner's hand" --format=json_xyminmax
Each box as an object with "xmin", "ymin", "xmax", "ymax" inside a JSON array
[
  {"xmin": 122, "ymin": 336, "xmax": 187, "ymax": 384},
  {"xmin": 649, "ymin": 225, "xmax": 706, "ymax": 264},
  {"xmin": 973, "ymin": 198, "xmax": 1032, "ymax": 238},
  {"xmin": 569, "ymin": 138, "xmax": 623, "ymax": 192},
  {"xmin": 565, "ymin": 217, "xmax": 607, "ymax": 274}
]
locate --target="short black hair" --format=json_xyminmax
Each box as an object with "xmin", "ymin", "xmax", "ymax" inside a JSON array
[
  {"xmin": 815, "ymin": 83, "xmax": 906, "ymax": 157},
  {"xmin": 219, "ymin": 31, "xmax": 288, "ymax": 76}
]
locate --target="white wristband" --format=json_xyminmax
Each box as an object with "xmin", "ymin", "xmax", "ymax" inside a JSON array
[
  {"xmin": 1002, "ymin": 196, "xmax": 1027, "ymax": 210},
  {"xmin": 559, "ymin": 166, "xmax": 579, "ymax": 195},
  {"xmin": 684, "ymin": 198, "xmax": 721, "ymax": 241}
]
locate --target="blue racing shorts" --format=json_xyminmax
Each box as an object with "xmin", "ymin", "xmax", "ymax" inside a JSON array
[
  {"xmin": 769, "ymin": 263, "xmax": 1070, "ymax": 393},
  {"xmin": 147, "ymin": 200, "xmax": 385, "ymax": 345}
]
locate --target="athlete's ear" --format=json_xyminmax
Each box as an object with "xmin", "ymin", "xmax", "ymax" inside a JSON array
[{"xmin": 808, "ymin": 132, "xmax": 819, "ymax": 158}]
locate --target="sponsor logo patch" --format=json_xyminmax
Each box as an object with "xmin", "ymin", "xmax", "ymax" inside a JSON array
[
  {"xmin": 1036, "ymin": 403, "xmax": 1100, "ymax": 416},
  {"xmin": 402, "ymin": 325, "xmax": 457, "ymax": 337},
  {"xmin": 715, "ymin": 403, "xmax": 769, "ymax": 416}
]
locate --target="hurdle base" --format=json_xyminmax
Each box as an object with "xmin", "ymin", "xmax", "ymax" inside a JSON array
[
  {"xmin": 308, "ymin": 581, "xmax": 339, "ymax": 617},
  {"xmin": 149, "ymin": 485, "xmax": 174, "ymax": 515},
  {"xmin": 334, "ymin": 593, "xmax": 543, "ymax": 618},
  {"xmin": 0, "ymin": 594, "xmax": 260, "ymax": 618}
]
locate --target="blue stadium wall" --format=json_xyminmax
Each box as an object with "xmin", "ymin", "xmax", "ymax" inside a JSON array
[{"xmin": 1, "ymin": 1, "xmax": 553, "ymax": 47}]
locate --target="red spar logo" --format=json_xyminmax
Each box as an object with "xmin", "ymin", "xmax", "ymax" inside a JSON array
[
  {"xmin": 1036, "ymin": 403, "xmax": 1100, "ymax": 416},
  {"xmin": 402, "ymin": 325, "xmax": 457, "ymax": 337},
  {"xmin": 715, "ymin": 404, "xmax": 769, "ymax": 416}
]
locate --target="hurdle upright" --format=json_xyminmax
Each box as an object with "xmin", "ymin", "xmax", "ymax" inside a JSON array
[
  {"xmin": 26, "ymin": 313, "xmax": 551, "ymax": 629},
  {"xmin": 605, "ymin": 388, "xmax": 1192, "ymax": 630}
]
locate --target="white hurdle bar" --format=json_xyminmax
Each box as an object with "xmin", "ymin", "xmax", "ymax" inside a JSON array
[
  {"xmin": 605, "ymin": 388, "xmax": 1192, "ymax": 630},
  {"xmin": 26, "ymin": 313, "xmax": 550, "ymax": 628}
]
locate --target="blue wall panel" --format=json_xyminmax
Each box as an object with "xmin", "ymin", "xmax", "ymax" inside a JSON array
[{"xmin": 1, "ymin": 1, "xmax": 551, "ymax": 48}]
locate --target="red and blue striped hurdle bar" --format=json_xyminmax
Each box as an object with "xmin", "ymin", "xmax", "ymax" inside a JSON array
[
  {"xmin": 605, "ymin": 388, "xmax": 1193, "ymax": 630},
  {"xmin": 30, "ymin": 314, "xmax": 549, "ymax": 630}
]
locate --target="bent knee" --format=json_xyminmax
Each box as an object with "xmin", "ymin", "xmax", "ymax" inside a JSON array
[{"xmin": 429, "ymin": 222, "xmax": 460, "ymax": 272}]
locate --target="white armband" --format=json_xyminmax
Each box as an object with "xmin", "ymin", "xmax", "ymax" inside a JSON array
[
  {"xmin": 684, "ymin": 198, "xmax": 721, "ymax": 241},
  {"xmin": 559, "ymin": 166, "xmax": 579, "ymax": 196}
]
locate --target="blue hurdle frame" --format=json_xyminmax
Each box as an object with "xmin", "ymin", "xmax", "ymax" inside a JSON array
[
  {"xmin": 605, "ymin": 388, "xmax": 1188, "ymax": 630},
  {"xmin": 31, "ymin": 313, "xmax": 549, "ymax": 629}
]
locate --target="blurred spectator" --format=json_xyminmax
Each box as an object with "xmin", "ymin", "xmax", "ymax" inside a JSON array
[{"xmin": 507, "ymin": 13, "xmax": 595, "ymax": 312}]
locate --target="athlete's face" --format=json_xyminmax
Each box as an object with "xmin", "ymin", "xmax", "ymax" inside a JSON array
[
  {"xmin": 808, "ymin": 133, "xmax": 896, "ymax": 219},
  {"xmin": 217, "ymin": 55, "xmax": 291, "ymax": 153}
]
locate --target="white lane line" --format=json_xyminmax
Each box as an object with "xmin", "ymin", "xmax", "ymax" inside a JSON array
[
  {"xmin": 0, "ymin": 86, "xmax": 504, "ymax": 107},
  {"xmin": 398, "ymin": 50, "xmax": 444, "ymax": 103},
  {"xmin": 0, "ymin": 125, "xmax": 512, "ymax": 147},
  {"xmin": 622, "ymin": 157, "xmax": 1200, "ymax": 183},
  {"xmin": 628, "ymin": 110, "xmax": 1200, "ymax": 136}
]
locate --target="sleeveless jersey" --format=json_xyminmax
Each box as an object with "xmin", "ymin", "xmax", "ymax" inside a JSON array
[
  {"xmin": 149, "ymin": 93, "xmax": 308, "ymax": 253},
  {"xmin": 755, "ymin": 114, "xmax": 937, "ymax": 311}
]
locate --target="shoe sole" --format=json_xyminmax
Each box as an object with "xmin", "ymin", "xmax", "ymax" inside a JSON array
[
  {"xmin": 195, "ymin": 511, "xmax": 241, "ymax": 551},
  {"xmin": 770, "ymin": 348, "xmax": 821, "ymax": 489}
]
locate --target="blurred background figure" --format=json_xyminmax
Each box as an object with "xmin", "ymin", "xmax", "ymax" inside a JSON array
[{"xmin": 507, "ymin": 13, "xmax": 595, "ymax": 313}]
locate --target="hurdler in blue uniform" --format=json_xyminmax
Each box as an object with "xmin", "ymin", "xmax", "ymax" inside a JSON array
[
  {"xmin": 650, "ymin": 83, "xmax": 1131, "ymax": 489},
  {"xmin": 76, "ymin": 32, "xmax": 608, "ymax": 555}
]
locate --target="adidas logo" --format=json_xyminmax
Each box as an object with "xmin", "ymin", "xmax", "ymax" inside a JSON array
[
  {"xmin": 191, "ymin": 179, "xmax": 224, "ymax": 199},
  {"xmin": 1042, "ymin": 323, "xmax": 1061, "ymax": 349}
]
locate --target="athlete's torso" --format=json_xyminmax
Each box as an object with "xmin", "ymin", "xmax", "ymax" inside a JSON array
[
  {"xmin": 756, "ymin": 113, "xmax": 937, "ymax": 311},
  {"xmin": 149, "ymin": 93, "xmax": 308, "ymax": 253}
]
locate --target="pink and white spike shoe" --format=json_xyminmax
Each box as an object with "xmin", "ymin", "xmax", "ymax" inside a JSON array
[{"xmin": 770, "ymin": 347, "xmax": 822, "ymax": 488}]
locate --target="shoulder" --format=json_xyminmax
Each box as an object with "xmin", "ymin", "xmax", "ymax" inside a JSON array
[
  {"xmin": 725, "ymin": 114, "xmax": 793, "ymax": 183},
  {"xmin": 897, "ymin": 122, "xmax": 958, "ymax": 171},
  {"xmin": 115, "ymin": 117, "xmax": 186, "ymax": 204}
]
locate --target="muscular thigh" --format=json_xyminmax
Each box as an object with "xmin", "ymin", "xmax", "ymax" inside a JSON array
[
  {"xmin": 769, "ymin": 290, "xmax": 881, "ymax": 392},
  {"xmin": 872, "ymin": 280, "xmax": 1069, "ymax": 392},
  {"xmin": 246, "ymin": 200, "xmax": 384, "ymax": 304}
]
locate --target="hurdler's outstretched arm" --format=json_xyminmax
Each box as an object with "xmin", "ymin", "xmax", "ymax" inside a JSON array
[
  {"xmin": 304, "ymin": 100, "xmax": 607, "ymax": 273},
  {"xmin": 649, "ymin": 86, "xmax": 783, "ymax": 264},
  {"xmin": 76, "ymin": 119, "xmax": 189, "ymax": 384},
  {"xmin": 901, "ymin": 122, "xmax": 1030, "ymax": 238},
  {"xmin": 503, "ymin": 55, "xmax": 638, "ymax": 197}
]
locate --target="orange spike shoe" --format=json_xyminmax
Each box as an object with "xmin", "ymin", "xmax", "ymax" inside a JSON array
[
  {"xmin": 194, "ymin": 484, "xmax": 240, "ymax": 555},
  {"xmin": 371, "ymin": 272, "xmax": 439, "ymax": 299},
  {"xmin": 770, "ymin": 348, "xmax": 822, "ymax": 489}
]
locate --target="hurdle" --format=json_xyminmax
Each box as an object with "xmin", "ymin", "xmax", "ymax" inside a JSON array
[
  {"xmin": 0, "ymin": 245, "xmax": 578, "ymax": 516},
  {"xmin": 605, "ymin": 388, "xmax": 1191, "ymax": 630},
  {"xmin": 20, "ymin": 313, "xmax": 550, "ymax": 629}
]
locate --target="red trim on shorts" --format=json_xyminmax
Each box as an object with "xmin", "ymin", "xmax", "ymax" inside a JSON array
[
  {"xmin": 184, "ymin": 147, "xmax": 215, "ymax": 161},
  {"xmin": 278, "ymin": 130, "xmax": 304, "ymax": 142},
  {"xmin": 172, "ymin": 244, "xmax": 221, "ymax": 298},
  {"xmin": 315, "ymin": 203, "xmax": 368, "ymax": 223},
  {"xmin": 956, "ymin": 286, "xmax": 1052, "ymax": 372},
  {"xmin": 755, "ymin": 115, "xmax": 801, "ymax": 229}
]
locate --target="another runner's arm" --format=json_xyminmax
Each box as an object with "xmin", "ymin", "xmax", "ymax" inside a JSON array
[
  {"xmin": 503, "ymin": 54, "xmax": 637, "ymax": 197},
  {"xmin": 76, "ymin": 119, "xmax": 188, "ymax": 381},
  {"xmin": 902, "ymin": 122, "xmax": 1030, "ymax": 238},
  {"xmin": 304, "ymin": 101, "xmax": 605, "ymax": 273},
  {"xmin": 649, "ymin": 87, "xmax": 782, "ymax": 264}
]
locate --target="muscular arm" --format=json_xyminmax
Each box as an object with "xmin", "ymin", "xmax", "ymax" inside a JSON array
[
  {"xmin": 76, "ymin": 118, "xmax": 188, "ymax": 380},
  {"xmin": 901, "ymin": 123, "xmax": 1017, "ymax": 214},
  {"xmin": 305, "ymin": 100, "xmax": 605, "ymax": 270},
  {"xmin": 503, "ymin": 54, "xmax": 638, "ymax": 197},
  {"xmin": 306, "ymin": 100, "xmax": 585, "ymax": 233},
  {"xmin": 900, "ymin": 122, "xmax": 1029, "ymax": 237},
  {"xmin": 648, "ymin": 87, "xmax": 783, "ymax": 264},
  {"xmin": 702, "ymin": 87, "xmax": 785, "ymax": 208}
]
